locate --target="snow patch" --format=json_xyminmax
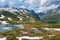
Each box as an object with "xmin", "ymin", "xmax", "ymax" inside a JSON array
[
  {"xmin": 0, "ymin": 15, "xmax": 5, "ymax": 19},
  {"xmin": 48, "ymin": 35, "xmax": 55, "ymax": 37},
  {"xmin": 17, "ymin": 16, "xmax": 23, "ymax": 20},
  {"xmin": 43, "ymin": 28, "xmax": 60, "ymax": 31},
  {"xmin": 21, "ymin": 31, "xmax": 27, "ymax": 34},
  {"xmin": 0, "ymin": 37, "xmax": 6, "ymax": 40},
  {"xmin": 18, "ymin": 17, "xmax": 23, "ymax": 20},
  {"xmin": 17, "ymin": 36, "xmax": 43, "ymax": 40},
  {"xmin": 1, "ymin": 21, "xmax": 9, "ymax": 24},
  {"xmin": 8, "ymin": 17, "xmax": 12, "ymax": 21}
]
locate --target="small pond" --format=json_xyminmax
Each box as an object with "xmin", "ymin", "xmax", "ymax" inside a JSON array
[{"xmin": 0, "ymin": 24, "xmax": 24, "ymax": 32}]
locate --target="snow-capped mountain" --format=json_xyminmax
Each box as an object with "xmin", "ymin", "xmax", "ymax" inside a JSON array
[
  {"xmin": 40, "ymin": 6, "xmax": 60, "ymax": 23},
  {"xmin": 0, "ymin": 4, "xmax": 60, "ymax": 24},
  {"xmin": 0, "ymin": 7, "xmax": 39, "ymax": 24}
]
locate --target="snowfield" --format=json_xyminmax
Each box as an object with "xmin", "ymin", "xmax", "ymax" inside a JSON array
[{"xmin": 43, "ymin": 28, "xmax": 60, "ymax": 31}]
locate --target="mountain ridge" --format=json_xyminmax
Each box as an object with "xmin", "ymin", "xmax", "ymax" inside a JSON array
[{"xmin": 0, "ymin": 8, "xmax": 39, "ymax": 24}]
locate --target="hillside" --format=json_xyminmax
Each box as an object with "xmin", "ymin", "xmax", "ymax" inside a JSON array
[
  {"xmin": 0, "ymin": 9, "xmax": 39, "ymax": 24},
  {"xmin": 37, "ymin": 6, "xmax": 60, "ymax": 24}
]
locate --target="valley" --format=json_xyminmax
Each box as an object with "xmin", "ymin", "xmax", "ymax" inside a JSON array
[{"xmin": 0, "ymin": 8, "xmax": 60, "ymax": 40}]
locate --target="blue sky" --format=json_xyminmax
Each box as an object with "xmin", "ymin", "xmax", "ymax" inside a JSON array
[{"xmin": 0, "ymin": 0, "xmax": 60, "ymax": 13}]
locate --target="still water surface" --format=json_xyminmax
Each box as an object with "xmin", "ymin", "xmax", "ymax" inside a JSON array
[{"xmin": 0, "ymin": 24, "xmax": 24, "ymax": 32}]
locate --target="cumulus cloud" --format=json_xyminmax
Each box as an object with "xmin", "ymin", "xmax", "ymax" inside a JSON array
[
  {"xmin": 20, "ymin": 5, "xmax": 26, "ymax": 9},
  {"xmin": 44, "ymin": 0, "xmax": 60, "ymax": 6},
  {"xmin": 35, "ymin": 4, "xmax": 59, "ymax": 13},
  {"xmin": 25, "ymin": 0, "xmax": 40, "ymax": 6},
  {"xmin": 0, "ymin": 0, "xmax": 60, "ymax": 13},
  {"xmin": 41, "ymin": 0, "xmax": 48, "ymax": 6},
  {"xmin": 0, "ymin": 0, "xmax": 5, "ymax": 2},
  {"xmin": 9, "ymin": 1, "xmax": 15, "ymax": 5},
  {"xmin": 48, "ymin": 5, "xmax": 59, "ymax": 9},
  {"xmin": 35, "ymin": 0, "xmax": 60, "ymax": 12}
]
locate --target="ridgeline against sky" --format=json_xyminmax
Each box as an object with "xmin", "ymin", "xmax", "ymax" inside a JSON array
[{"xmin": 0, "ymin": 0, "xmax": 60, "ymax": 13}]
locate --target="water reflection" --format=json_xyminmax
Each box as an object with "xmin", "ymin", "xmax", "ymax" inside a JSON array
[{"xmin": 0, "ymin": 24, "xmax": 24, "ymax": 32}]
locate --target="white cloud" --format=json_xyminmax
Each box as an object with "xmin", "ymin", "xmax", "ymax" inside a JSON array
[
  {"xmin": 25, "ymin": 0, "xmax": 40, "ymax": 6},
  {"xmin": 20, "ymin": 5, "xmax": 26, "ymax": 9},
  {"xmin": 35, "ymin": 0, "xmax": 60, "ymax": 13},
  {"xmin": 25, "ymin": 0, "xmax": 55, "ymax": 12},
  {"xmin": 0, "ymin": 0, "xmax": 60, "ymax": 13},
  {"xmin": 0, "ymin": 0, "xmax": 5, "ymax": 2},
  {"xmin": 1, "ymin": 0, "xmax": 4, "ymax": 2},
  {"xmin": 35, "ymin": 6, "xmax": 47, "ymax": 12},
  {"xmin": 25, "ymin": 0, "xmax": 33, "ymax": 5},
  {"xmin": 9, "ymin": 1, "xmax": 15, "ymax": 5},
  {"xmin": 41, "ymin": 0, "xmax": 48, "ymax": 6},
  {"xmin": 48, "ymin": 5, "xmax": 59, "ymax": 9},
  {"xmin": 35, "ymin": 4, "xmax": 59, "ymax": 13}
]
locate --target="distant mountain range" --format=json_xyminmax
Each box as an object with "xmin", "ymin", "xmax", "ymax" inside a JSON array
[
  {"xmin": 41, "ymin": 6, "xmax": 60, "ymax": 23},
  {"xmin": 0, "ymin": 8, "xmax": 40, "ymax": 24},
  {"xmin": 0, "ymin": 5, "xmax": 60, "ymax": 24}
]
